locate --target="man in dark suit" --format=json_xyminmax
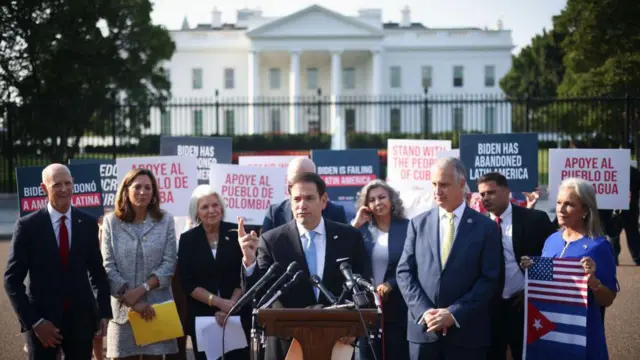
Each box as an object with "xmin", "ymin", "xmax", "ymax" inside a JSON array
[
  {"xmin": 4, "ymin": 163, "xmax": 111, "ymax": 360},
  {"xmin": 262, "ymin": 157, "xmax": 348, "ymax": 232},
  {"xmin": 239, "ymin": 172, "xmax": 370, "ymax": 360},
  {"xmin": 396, "ymin": 157, "xmax": 502, "ymax": 360},
  {"xmin": 477, "ymin": 172, "xmax": 556, "ymax": 360}
]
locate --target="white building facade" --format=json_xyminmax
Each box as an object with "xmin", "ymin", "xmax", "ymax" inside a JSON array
[{"xmin": 154, "ymin": 5, "xmax": 515, "ymax": 136}]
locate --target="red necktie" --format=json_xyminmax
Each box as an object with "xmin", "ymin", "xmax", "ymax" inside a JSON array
[
  {"xmin": 59, "ymin": 215, "xmax": 70, "ymax": 311},
  {"xmin": 495, "ymin": 216, "xmax": 503, "ymax": 238}
]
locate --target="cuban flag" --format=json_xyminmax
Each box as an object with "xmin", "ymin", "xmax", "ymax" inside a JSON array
[{"xmin": 523, "ymin": 257, "xmax": 588, "ymax": 359}]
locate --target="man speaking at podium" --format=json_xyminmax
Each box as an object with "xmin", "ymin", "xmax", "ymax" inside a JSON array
[{"xmin": 239, "ymin": 172, "xmax": 370, "ymax": 360}]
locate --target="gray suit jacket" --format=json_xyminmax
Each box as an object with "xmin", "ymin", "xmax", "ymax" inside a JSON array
[{"xmin": 101, "ymin": 212, "xmax": 177, "ymax": 324}]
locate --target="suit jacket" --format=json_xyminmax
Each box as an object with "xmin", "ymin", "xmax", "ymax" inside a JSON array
[
  {"xmin": 359, "ymin": 218, "xmax": 409, "ymax": 323},
  {"xmin": 4, "ymin": 207, "xmax": 111, "ymax": 333},
  {"xmin": 396, "ymin": 206, "xmax": 501, "ymax": 348},
  {"xmin": 101, "ymin": 211, "xmax": 177, "ymax": 324},
  {"xmin": 177, "ymin": 222, "xmax": 248, "ymax": 336},
  {"xmin": 262, "ymin": 199, "xmax": 348, "ymax": 233},
  {"xmin": 245, "ymin": 219, "xmax": 370, "ymax": 360}
]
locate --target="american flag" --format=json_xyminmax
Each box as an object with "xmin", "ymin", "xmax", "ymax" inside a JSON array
[{"xmin": 524, "ymin": 257, "xmax": 588, "ymax": 360}]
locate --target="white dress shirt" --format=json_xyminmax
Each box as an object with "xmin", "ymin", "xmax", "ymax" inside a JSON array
[
  {"xmin": 244, "ymin": 218, "xmax": 327, "ymax": 284},
  {"xmin": 490, "ymin": 203, "xmax": 525, "ymax": 299},
  {"xmin": 48, "ymin": 203, "xmax": 72, "ymax": 248}
]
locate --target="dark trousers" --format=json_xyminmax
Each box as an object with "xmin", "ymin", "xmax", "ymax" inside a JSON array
[
  {"xmin": 25, "ymin": 313, "xmax": 94, "ymax": 360},
  {"xmin": 357, "ymin": 321, "xmax": 409, "ymax": 360},
  {"xmin": 488, "ymin": 296, "xmax": 524, "ymax": 360},
  {"xmin": 409, "ymin": 341, "xmax": 487, "ymax": 360},
  {"xmin": 610, "ymin": 210, "xmax": 640, "ymax": 264}
]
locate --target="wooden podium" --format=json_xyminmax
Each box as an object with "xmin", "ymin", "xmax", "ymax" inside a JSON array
[{"xmin": 256, "ymin": 308, "xmax": 378, "ymax": 360}]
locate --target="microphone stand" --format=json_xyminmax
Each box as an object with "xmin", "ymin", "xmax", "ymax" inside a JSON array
[{"xmin": 249, "ymin": 298, "xmax": 262, "ymax": 360}]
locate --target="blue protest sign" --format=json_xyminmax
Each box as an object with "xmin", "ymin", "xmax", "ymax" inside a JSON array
[
  {"xmin": 460, "ymin": 133, "xmax": 538, "ymax": 192},
  {"xmin": 69, "ymin": 159, "xmax": 117, "ymax": 212},
  {"xmin": 16, "ymin": 164, "xmax": 104, "ymax": 218},
  {"xmin": 310, "ymin": 149, "xmax": 380, "ymax": 205},
  {"xmin": 160, "ymin": 136, "xmax": 232, "ymax": 185}
]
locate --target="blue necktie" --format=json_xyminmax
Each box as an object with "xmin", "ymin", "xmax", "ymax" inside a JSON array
[{"xmin": 304, "ymin": 231, "xmax": 318, "ymax": 298}]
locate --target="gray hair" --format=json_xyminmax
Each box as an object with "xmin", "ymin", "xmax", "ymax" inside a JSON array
[
  {"xmin": 41, "ymin": 163, "xmax": 72, "ymax": 184},
  {"xmin": 558, "ymin": 178, "xmax": 602, "ymax": 239},
  {"xmin": 188, "ymin": 184, "xmax": 226, "ymax": 226},
  {"xmin": 431, "ymin": 157, "xmax": 467, "ymax": 183},
  {"xmin": 355, "ymin": 179, "xmax": 406, "ymax": 220}
]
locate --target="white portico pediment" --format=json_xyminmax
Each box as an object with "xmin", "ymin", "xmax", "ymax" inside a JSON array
[{"xmin": 247, "ymin": 5, "xmax": 383, "ymax": 39}]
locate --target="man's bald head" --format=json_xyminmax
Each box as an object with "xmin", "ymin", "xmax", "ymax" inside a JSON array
[
  {"xmin": 42, "ymin": 163, "xmax": 72, "ymax": 184},
  {"xmin": 287, "ymin": 157, "xmax": 316, "ymax": 182}
]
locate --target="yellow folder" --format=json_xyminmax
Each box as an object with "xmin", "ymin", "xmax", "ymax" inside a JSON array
[{"xmin": 127, "ymin": 300, "xmax": 184, "ymax": 346}]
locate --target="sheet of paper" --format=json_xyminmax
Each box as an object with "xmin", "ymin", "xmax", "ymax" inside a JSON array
[{"xmin": 195, "ymin": 316, "xmax": 248, "ymax": 360}]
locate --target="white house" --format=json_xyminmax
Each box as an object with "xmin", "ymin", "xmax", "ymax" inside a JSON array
[{"xmin": 152, "ymin": 4, "xmax": 515, "ymax": 137}]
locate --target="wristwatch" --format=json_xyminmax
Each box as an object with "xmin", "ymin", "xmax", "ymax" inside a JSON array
[{"xmin": 142, "ymin": 283, "xmax": 151, "ymax": 292}]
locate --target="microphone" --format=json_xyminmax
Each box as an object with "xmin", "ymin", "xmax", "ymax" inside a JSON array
[
  {"xmin": 353, "ymin": 274, "xmax": 376, "ymax": 293},
  {"xmin": 256, "ymin": 262, "xmax": 299, "ymax": 308},
  {"xmin": 259, "ymin": 270, "xmax": 305, "ymax": 309},
  {"xmin": 339, "ymin": 262, "xmax": 368, "ymax": 308},
  {"xmin": 310, "ymin": 275, "xmax": 338, "ymax": 305},
  {"xmin": 228, "ymin": 262, "xmax": 282, "ymax": 315}
]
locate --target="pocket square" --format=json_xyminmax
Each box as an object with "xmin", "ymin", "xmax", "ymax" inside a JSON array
[
  {"xmin": 336, "ymin": 257, "xmax": 350, "ymax": 262},
  {"xmin": 333, "ymin": 235, "xmax": 338, "ymax": 239}
]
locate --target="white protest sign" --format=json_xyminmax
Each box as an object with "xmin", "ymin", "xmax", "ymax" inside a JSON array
[
  {"xmin": 386, "ymin": 139, "xmax": 451, "ymax": 192},
  {"xmin": 210, "ymin": 164, "xmax": 286, "ymax": 226},
  {"xmin": 238, "ymin": 155, "xmax": 299, "ymax": 196},
  {"xmin": 116, "ymin": 156, "xmax": 198, "ymax": 216},
  {"xmin": 548, "ymin": 149, "xmax": 630, "ymax": 210},
  {"xmin": 438, "ymin": 149, "xmax": 460, "ymax": 159}
]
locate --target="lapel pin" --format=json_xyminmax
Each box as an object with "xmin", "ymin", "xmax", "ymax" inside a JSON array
[
  {"xmin": 333, "ymin": 235, "xmax": 338, "ymax": 239},
  {"xmin": 225, "ymin": 236, "xmax": 229, "ymax": 241},
  {"xmin": 143, "ymin": 236, "xmax": 148, "ymax": 242},
  {"xmin": 467, "ymin": 219, "xmax": 473, "ymax": 223},
  {"xmin": 583, "ymin": 244, "xmax": 588, "ymax": 249}
]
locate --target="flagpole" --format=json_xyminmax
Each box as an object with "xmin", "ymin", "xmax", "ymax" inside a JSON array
[{"xmin": 522, "ymin": 268, "xmax": 529, "ymax": 360}]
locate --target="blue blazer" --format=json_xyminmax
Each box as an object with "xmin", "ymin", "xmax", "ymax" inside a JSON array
[
  {"xmin": 359, "ymin": 218, "xmax": 409, "ymax": 323},
  {"xmin": 262, "ymin": 199, "xmax": 348, "ymax": 233},
  {"xmin": 396, "ymin": 206, "xmax": 501, "ymax": 348}
]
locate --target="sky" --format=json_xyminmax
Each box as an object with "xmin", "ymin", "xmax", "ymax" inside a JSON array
[{"xmin": 150, "ymin": 0, "xmax": 568, "ymax": 54}]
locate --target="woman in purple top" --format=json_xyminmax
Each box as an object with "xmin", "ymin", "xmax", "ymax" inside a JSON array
[{"xmin": 521, "ymin": 177, "xmax": 618, "ymax": 360}]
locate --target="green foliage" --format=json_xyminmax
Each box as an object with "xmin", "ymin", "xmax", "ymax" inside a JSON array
[{"xmin": 0, "ymin": 0, "xmax": 176, "ymax": 162}]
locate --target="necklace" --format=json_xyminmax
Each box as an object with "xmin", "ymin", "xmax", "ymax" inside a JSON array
[{"xmin": 207, "ymin": 233, "xmax": 219, "ymax": 250}]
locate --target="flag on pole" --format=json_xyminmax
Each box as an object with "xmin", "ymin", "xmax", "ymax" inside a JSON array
[{"xmin": 523, "ymin": 257, "xmax": 588, "ymax": 359}]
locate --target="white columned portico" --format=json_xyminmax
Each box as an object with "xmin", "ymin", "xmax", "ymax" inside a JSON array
[
  {"xmin": 247, "ymin": 49, "xmax": 260, "ymax": 134},
  {"xmin": 289, "ymin": 50, "xmax": 301, "ymax": 134},
  {"xmin": 330, "ymin": 50, "xmax": 343, "ymax": 132},
  {"xmin": 371, "ymin": 49, "xmax": 382, "ymax": 133}
]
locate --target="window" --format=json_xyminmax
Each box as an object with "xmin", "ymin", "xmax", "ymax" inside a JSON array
[
  {"xmin": 452, "ymin": 107, "xmax": 463, "ymax": 132},
  {"xmin": 193, "ymin": 109, "xmax": 203, "ymax": 136},
  {"xmin": 192, "ymin": 68, "xmax": 203, "ymax": 89},
  {"xmin": 342, "ymin": 67, "xmax": 355, "ymax": 90},
  {"xmin": 390, "ymin": 66, "xmax": 402, "ymax": 89},
  {"xmin": 421, "ymin": 66, "xmax": 432, "ymax": 89},
  {"xmin": 453, "ymin": 66, "xmax": 464, "ymax": 87},
  {"xmin": 269, "ymin": 68, "xmax": 281, "ymax": 89},
  {"xmin": 485, "ymin": 106, "xmax": 496, "ymax": 133},
  {"xmin": 224, "ymin": 110, "xmax": 235, "ymax": 135},
  {"xmin": 160, "ymin": 110, "xmax": 171, "ymax": 135},
  {"xmin": 390, "ymin": 108, "xmax": 401, "ymax": 133},
  {"xmin": 422, "ymin": 107, "xmax": 433, "ymax": 134},
  {"xmin": 270, "ymin": 109, "xmax": 281, "ymax": 133},
  {"xmin": 485, "ymin": 65, "xmax": 496, "ymax": 87},
  {"xmin": 345, "ymin": 109, "xmax": 356, "ymax": 133},
  {"xmin": 307, "ymin": 68, "xmax": 318, "ymax": 90},
  {"xmin": 224, "ymin": 68, "xmax": 234, "ymax": 89}
]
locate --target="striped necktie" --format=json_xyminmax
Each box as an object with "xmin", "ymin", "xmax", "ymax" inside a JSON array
[{"xmin": 441, "ymin": 212, "xmax": 455, "ymax": 268}]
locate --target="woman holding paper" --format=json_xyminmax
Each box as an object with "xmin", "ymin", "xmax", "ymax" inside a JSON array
[
  {"xmin": 101, "ymin": 168, "xmax": 178, "ymax": 359},
  {"xmin": 520, "ymin": 178, "xmax": 618, "ymax": 360},
  {"xmin": 177, "ymin": 185, "xmax": 248, "ymax": 360},
  {"xmin": 351, "ymin": 179, "xmax": 410, "ymax": 360}
]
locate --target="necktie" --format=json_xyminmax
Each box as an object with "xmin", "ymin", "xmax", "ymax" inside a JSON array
[
  {"xmin": 495, "ymin": 216, "xmax": 503, "ymax": 238},
  {"xmin": 441, "ymin": 212, "xmax": 455, "ymax": 268},
  {"xmin": 304, "ymin": 231, "xmax": 318, "ymax": 298},
  {"xmin": 59, "ymin": 215, "xmax": 70, "ymax": 311}
]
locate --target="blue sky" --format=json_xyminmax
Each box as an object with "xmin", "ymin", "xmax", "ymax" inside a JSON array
[{"xmin": 150, "ymin": 0, "xmax": 567, "ymax": 54}]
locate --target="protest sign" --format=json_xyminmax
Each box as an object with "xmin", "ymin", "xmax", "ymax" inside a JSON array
[
  {"xmin": 160, "ymin": 136, "xmax": 232, "ymax": 185},
  {"xmin": 70, "ymin": 159, "xmax": 117, "ymax": 212},
  {"xmin": 238, "ymin": 155, "xmax": 299, "ymax": 196},
  {"xmin": 548, "ymin": 149, "xmax": 630, "ymax": 210},
  {"xmin": 386, "ymin": 139, "xmax": 451, "ymax": 191},
  {"xmin": 209, "ymin": 164, "xmax": 286, "ymax": 226},
  {"xmin": 16, "ymin": 164, "xmax": 104, "ymax": 218},
  {"xmin": 116, "ymin": 156, "xmax": 198, "ymax": 216},
  {"xmin": 460, "ymin": 133, "xmax": 538, "ymax": 192},
  {"xmin": 437, "ymin": 149, "xmax": 460, "ymax": 159}
]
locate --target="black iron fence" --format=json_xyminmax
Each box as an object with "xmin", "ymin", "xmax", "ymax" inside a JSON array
[{"xmin": 1, "ymin": 93, "xmax": 638, "ymax": 193}]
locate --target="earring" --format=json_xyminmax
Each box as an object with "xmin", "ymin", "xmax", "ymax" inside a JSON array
[{"xmin": 150, "ymin": 198, "xmax": 156, "ymax": 205}]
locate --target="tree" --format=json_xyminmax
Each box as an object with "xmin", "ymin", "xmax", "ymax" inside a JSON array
[{"xmin": 0, "ymin": 0, "xmax": 175, "ymax": 162}]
